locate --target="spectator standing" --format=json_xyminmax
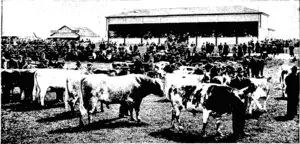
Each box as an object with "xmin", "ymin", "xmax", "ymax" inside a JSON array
[
  {"xmin": 289, "ymin": 41, "xmax": 294, "ymax": 57},
  {"xmin": 285, "ymin": 66, "xmax": 299, "ymax": 119}
]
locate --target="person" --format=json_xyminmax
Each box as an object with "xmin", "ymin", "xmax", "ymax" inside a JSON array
[
  {"xmin": 201, "ymin": 43, "xmax": 206, "ymax": 53},
  {"xmin": 8, "ymin": 55, "xmax": 19, "ymax": 69},
  {"xmin": 285, "ymin": 65, "xmax": 299, "ymax": 119},
  {"xmin": 22, "ymin": 57, "xmax": 34, "ymax": 69},
  {"xmin": 85, "ymin": 63, "xmax": 94, "ymax": 74},
  {"xmin": 289, "ymin": 41, "xmax": 294, "ymax": 57},
  {"xmin": 237, "ymin": 44, "xmax": 243, "ymax": 58},
  {"xmin": 75, "ymin": 61, "xmax": 83, "ymax": 70},
  {"xmin": 133, "ymin": 56, "xmax": 144, "ymax": 74},
  {"xmin": 223, "ymin": 42, "xmax": 229, "ymax": 57},
  {"xmin": 218, "ymin": 43, "xmax": 223, "ymax": 56},
  {"xmin": 39, "ymin": 59, "xmax": 49, "ymax": 68},
  {"xmin": 1, "ymin": 56, "xmax": 8, "ymax": 69},
  {"xmin": 232, "ymin": 45, "xmax": 237, "ymax": 59}
]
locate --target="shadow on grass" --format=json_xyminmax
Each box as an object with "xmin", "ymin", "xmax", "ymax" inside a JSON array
[
  {"xmin": 274, "ymin": 97, "xmax": 288, "ymax": 101},
  {"xmin": 245, "ymin": 111, "xmax": 264, "ymax": 120},
  {"xmin": 148, "ymin": 128, "xmax": 238, "ymax": 143},
  {"xmin": 36, "ymin": 111, "xmax": 79, "ymax": 123},
  {"xmin": 1, "ymin": 101, "xmax": 64, "ymax": 112},
  {"xmin": 274, "ymin": 115, "xmax": 295, "ymax": 121},
  {"xmin": 155, "ymin": 98, "xmax": 170, "ymax": 103},
  {"xmin": 49, "ymin": 118, "xmax": 149, "ymax": 134}
]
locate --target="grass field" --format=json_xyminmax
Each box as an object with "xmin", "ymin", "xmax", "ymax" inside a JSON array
[{"xmin": 1, "ymin": 54, "xmax": 299, "ymax": 143}]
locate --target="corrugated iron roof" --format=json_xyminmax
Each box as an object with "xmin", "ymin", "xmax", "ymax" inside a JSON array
[
  {"xmin": 49, "ymin": 33, "xmax": 79, "ymax": 38},
  {"xmin": 107, "ymin": 6, "xmax": 268, "ymax": 18},
  {"xmin": 70, "ymin": 27, "xmax": 99, "ymax": 37},
  {"xmin": 49, "ymin": 25, "xmax": 98, "ymax": 38}
]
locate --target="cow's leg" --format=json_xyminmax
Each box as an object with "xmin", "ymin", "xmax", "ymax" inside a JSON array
[
  {"xmin": 20, "ymin": 88, "xmax": 25, "ymax": 101},
  {"xmin": 200, "ymin": 109, "xmax": 211, "ymax": 136},
  {"xmin": 134, "ymin": 100, "xmax": 143, "ymax": 122},
  {"xmin": 215, "ymin": 116, "xmax": 224, "ymax": 137},
  {"xmin": 88, "ymin": 111, "xmax": 92, "ymax": 125},
  {"xmin": 32, "ymin": 84, "xmax": 37, "ymax": 102},
  {"xmin": 64, "ymin": 91, "xmax": 70, "ymax": 111},
  {"xmin": 89, "ymin": 96, "xmax": 98, "ymax": 114},
  {"xmin": 129, "ymin": 106, "xmax": 135, "ymax": 121},
  {"xmin": 39, "ymin": 87, "xmax": 48, "ymax": 107},
  {"xmin": 171, "ymin": 109, "xmax": 176, "ymax": 128},
  {"xmin": 100, "ymin": 102, "xmax": 104, "ymax": 112},
  {"xmin": 78, "ymin": 100, "xmax": 88, "ymax": 127},
  {"xmin": 252, "ymin": 97, "xmax": 263, "ymax": 111}
]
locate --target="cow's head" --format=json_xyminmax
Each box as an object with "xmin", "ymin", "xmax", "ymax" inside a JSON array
[{"xmin": 151, "ymin": 78, "xmax": 165, "ymax": 97}]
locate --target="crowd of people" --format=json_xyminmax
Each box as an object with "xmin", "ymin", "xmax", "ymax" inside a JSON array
[{"xmin": 1, "ymin": 37, "xmax": 299, "ymax": 71}]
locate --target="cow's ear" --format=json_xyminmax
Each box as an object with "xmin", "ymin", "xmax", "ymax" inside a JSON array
[{"xmin": 267, "ymin": 77, "xmax": 272, "ymax": 82}]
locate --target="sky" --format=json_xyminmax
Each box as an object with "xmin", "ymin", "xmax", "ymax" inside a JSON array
[{"xmin": 1, "ymin": 0, "xmax": 300, "ymax": 39}]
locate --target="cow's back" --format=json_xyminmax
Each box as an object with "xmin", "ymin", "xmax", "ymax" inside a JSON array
[{"xmin": 164, "ymin": 73, "xmax": 207, "ymax": 99}]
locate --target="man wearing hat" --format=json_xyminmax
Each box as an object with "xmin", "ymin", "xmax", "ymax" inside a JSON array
[
  {"xmin": 84, "ymin": 63, "xmax": 94, "ymax": 74},
  {"xmin": 22, "ymin": 57, "xmax": 34, "ymax": 69},
  {"xmin": 285, "ymin": 65, "xmax": 299, "ymax": 119},
  {"xmin": 38, "ymin": 59, "xmax": 49, "ymax": 68}
]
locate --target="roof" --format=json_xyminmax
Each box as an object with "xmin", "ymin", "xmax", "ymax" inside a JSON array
[
  {"xmin": 49, "ymin": 25, "xmax": 98, "ymax": 38},
  {"xmin": 49, "ymin": 33, "xmax": 79, "ymax": 38},
  {"xmin": 107, "ymin": 6, "xmax": 269, "ymax": 18},
  {"xmin": 70, "ymin": 27, "xmax": 99, "ymax": 37},
  {"xmin": 268, "ymin": 28, "xmax": 275, "ymax": 31}
]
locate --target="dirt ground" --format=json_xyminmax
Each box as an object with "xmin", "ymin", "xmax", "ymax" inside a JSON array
[{"xmin": 1, "ymin": 52, "xmax": 299, "ymax": 143}]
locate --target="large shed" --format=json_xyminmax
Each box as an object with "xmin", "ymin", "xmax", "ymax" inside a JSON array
[{"xmin": 106, "ymin": 6, "xmax": 274, "ymax": 46}]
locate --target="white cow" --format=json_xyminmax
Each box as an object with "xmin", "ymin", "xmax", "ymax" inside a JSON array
[
  {"xmin": 247, "ymin": 77, "xmax": 272, "ymax": 115},
  {"xmin": 32, "ymin": 69, "xmax": 85, "ymax": 108}
]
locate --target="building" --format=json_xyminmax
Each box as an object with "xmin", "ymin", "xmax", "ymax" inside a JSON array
[
  {"xmin": 49, "ymin": 25, "xmax": 99, "ymax": 42},
  {"xmin": 106, "ymin": 6, "xmax": 274, "ymax": 46}
]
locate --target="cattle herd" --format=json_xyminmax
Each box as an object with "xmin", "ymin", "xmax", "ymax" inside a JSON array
[{"xmin": 5, "ymin": 50, "xmax": 296, "ymax": 139}]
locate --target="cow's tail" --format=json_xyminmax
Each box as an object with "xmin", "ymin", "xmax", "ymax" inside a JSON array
[
  {"xmin": 78, "ymin": 77, "xmax": 88, "ymax": 121},
  {"xmin": 32, "ymin": 71, "xmax": 40, "ymax": 103},
  {"xmin": 65, "ymin": 78, "xmax": 71, "ymax": 111}
]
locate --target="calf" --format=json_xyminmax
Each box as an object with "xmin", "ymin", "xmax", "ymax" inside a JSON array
[{"xmin": 247, "ymin": 77, "xmax": 272, "ymax": 114}]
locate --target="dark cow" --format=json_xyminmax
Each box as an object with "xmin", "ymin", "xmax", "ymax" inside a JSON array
[
  {"xmin": 168, "ymin": 84, "xmax": 253, "ymax": 137},
  {"xmin": 1, "ymin": 69, "xmax": 36, "ymax": 103},
  {"xmin": 78, "ymin": 74, "xmax": 164, "ymax": 126}
]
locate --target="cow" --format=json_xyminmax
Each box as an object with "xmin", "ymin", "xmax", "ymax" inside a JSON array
[
  {"xmin": 163, "ymin": 73, "xmax": 210, "ymax": 100},
  {"xmin": 210, "ymin": 74, "xmax": 232, "ymax": 85},
  {"xmin": 78, "ymin": 74, "xmax": 164, "ymax": 126},
  {"xmin": 168, "ymin": 84, "xmax": 254, "ymax": 137},
  {"xmin": 1, "ymin": 69, "xmax": 21, "ymax": 102},
  {"xmin": 32, "ymin": 69, "xmax": 85, "ymax": 108},
  {"xmin": 279, "ymin": 65, "xmax": 293, "ymax": 98},
  {"xmin": 247, "ymin": 77, "xmax": 272, "ymax": 115},
  {"xmin": 66, "ymin": 74, "xmax": 111, "ymax": 113},
  {"xmin": 1, "ymin": 69, "xmax": 36, "ymax": 103},
  {"xmin": 228, "ymin": 76, "xmax": 272, "ymax": 115}
]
